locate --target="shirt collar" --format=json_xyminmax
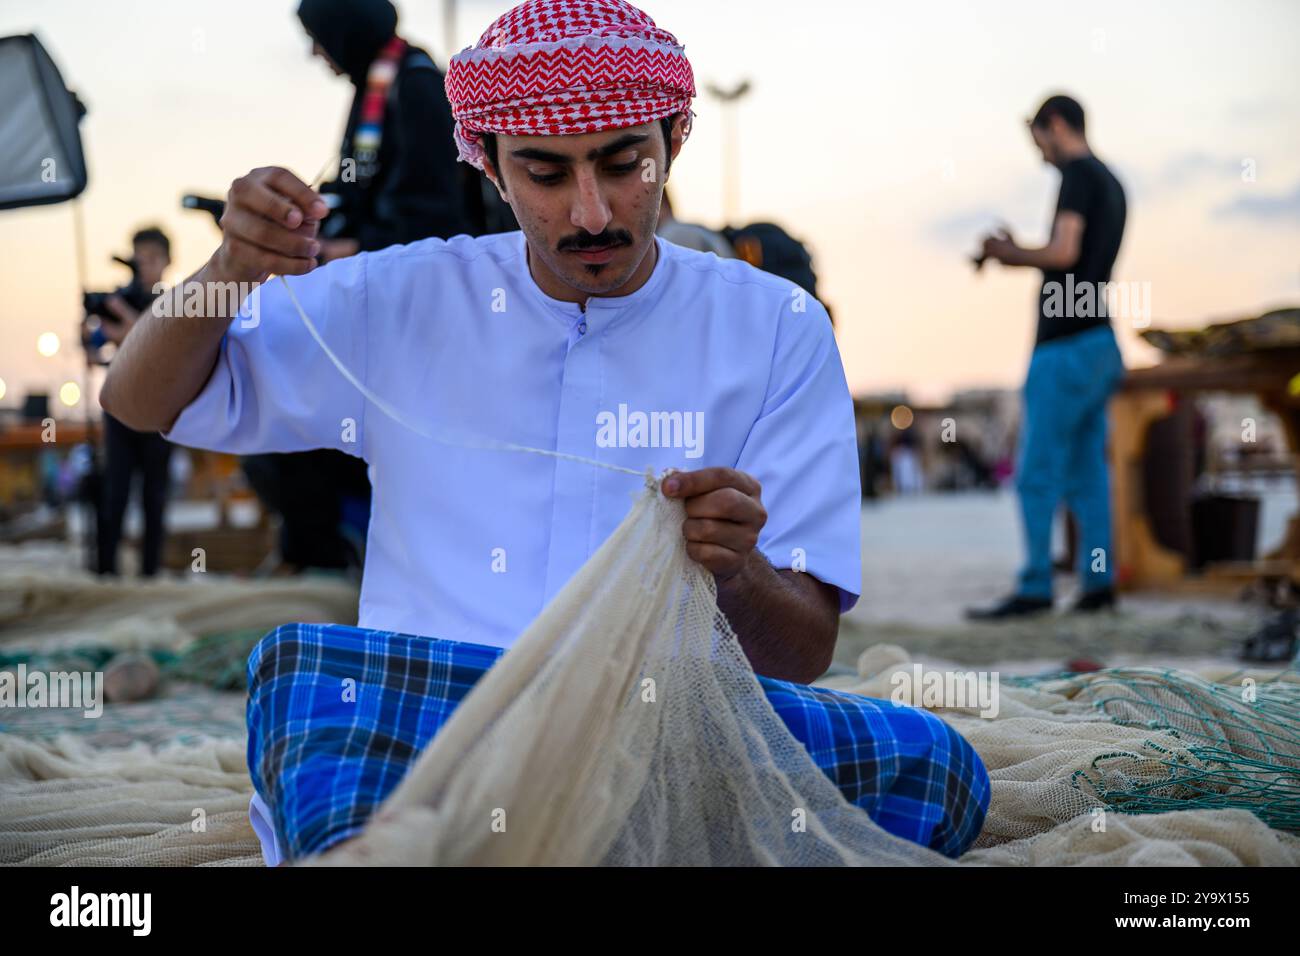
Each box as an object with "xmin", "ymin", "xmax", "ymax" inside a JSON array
[{"xmin": 517, "ymin": 231, "xmax": 670, "ymax": 327}]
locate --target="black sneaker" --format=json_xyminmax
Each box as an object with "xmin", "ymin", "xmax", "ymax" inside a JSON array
[
  {"xmin": 1071, "ymin": 588, "xmax": 1117, "ymax": 613},
  {"xmin": 965, "ymin": 595, "xmax": 1053, "ymax": 621},
  {"xmin": 1240, "ymin": 609, "xmax": 1298, "ymax": 663}
]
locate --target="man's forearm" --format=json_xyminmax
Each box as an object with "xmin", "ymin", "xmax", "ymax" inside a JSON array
[
  {"xmin": 99, "ymin": 261, "xmax": 241, "ymax": 432},
  {"xmin": 999, "ymin": 245, "xmax": 1058, "ymax": 269},
  {"xmin": 998, "ymin": 240, "xmax": 1078, "ymax": 271},
  {"xmin": 716, "ymin": 550, "xmax": 840, "ymax": 683}
]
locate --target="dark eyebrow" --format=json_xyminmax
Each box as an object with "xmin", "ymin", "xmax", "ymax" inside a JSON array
[{"xmin": 509, "ymin": 132, "xmax": 650, "ymax": 164}]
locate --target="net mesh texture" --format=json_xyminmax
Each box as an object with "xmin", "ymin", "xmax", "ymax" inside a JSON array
[{"xmin": 3, "ymin": 481, "xmax": 1298, "ymax": 866}]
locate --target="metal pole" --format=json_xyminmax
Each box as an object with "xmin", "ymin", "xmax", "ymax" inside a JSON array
[
  {"xmin": 71, "ymin": 198, "xmax": 97, "ymax": 570},
  {"xmin": 723, "ymin": 104, "xmax": 737, "ymax": 222},
  {"xmin": 704, "ymin": 80, "xmax": 752, "ymax": 225},
  {"xmin": 443, "ymin": 0, "xmax": 458, "ymax": 62}
]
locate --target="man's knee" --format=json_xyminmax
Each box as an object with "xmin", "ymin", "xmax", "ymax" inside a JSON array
[
  {"xmin": 248, "ymin": 623, "xmax": 305, "ymax": 691},
  {"xmin": 246, "ymin": 623, "xmax": 308, "ymax": 825},
  {"xmin": 924, "ymin": 714, "xmax": 991, "ymax": 857}
]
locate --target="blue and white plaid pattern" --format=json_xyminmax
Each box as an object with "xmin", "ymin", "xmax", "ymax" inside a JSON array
[{"xmin": 247, "ymin": 623, "xmax": 990, "ymax": 861}]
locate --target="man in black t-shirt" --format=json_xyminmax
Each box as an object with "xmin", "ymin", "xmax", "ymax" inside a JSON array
[{"xmin": 968, "ymin": 95, "xmax": 1127, "ymax": 620}]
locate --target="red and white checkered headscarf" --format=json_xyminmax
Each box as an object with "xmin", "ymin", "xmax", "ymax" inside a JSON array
[{"xmin": 445, "ymin": 0, "xmax": 696, "ymax": 171}]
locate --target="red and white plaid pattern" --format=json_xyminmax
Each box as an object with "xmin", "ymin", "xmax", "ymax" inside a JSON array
[{"xmin": 445, "ymin": 0, "xmax": 696, "ymax": 170}]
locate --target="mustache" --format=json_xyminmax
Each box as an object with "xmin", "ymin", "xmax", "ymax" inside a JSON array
[{"xmin": 558, "ymin": 230, "xmax": 632, "ymax": 252}]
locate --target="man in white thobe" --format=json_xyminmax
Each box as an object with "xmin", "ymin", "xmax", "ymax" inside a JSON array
[{"xmin": 100, "ymin": 0, "xmax": 864, "ymax": 865}]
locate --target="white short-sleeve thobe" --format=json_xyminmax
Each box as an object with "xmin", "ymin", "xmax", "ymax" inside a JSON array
[{"xmin": 163, "ymin": 231, "xmax": 862, "ymax": 650}]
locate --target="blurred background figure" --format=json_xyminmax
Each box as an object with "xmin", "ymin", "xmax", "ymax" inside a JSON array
[
  {"xmin": 242, "ymin": 0, "xmax": 520, "ymax": 577},
  {"xmin": 889, "ymin": 421, "xmax": 924, "ymax": 495},
  {"xmin": 297, "ymin": 0, "xmax": 501, "ymax": 259},
  {"xmin": 656, "ymin": 188, "xmax": 735, "ymax": 257},
  {"xmin": 81, "ymin": 226, "xmax": 173, "ymax": 577},
  {"xmin": 723, "ymin": 220, "xmax": 829, "ymax": 323},
  {"xmin": 967, "ymin": 94, "xmax": 1127, "ymax": 621}
]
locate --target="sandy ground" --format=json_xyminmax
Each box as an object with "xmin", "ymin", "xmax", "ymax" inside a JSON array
[
  {"xmin": 839, "ymin": 490, "xmax": 1276, "ymax": 676},
  {"xmin": 8, "ymin": 489, "xmax": 1287, "ymax": 685}
]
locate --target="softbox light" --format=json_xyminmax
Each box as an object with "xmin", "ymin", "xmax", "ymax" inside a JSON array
[{"xmin": 0, "ymin": 33, "xmax": 87, "ymax": 211}]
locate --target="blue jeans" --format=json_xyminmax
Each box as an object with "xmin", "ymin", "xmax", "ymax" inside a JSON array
[{"xmin": 1016, "ymin": 325, "xmax": 1125, "ymax": 599}]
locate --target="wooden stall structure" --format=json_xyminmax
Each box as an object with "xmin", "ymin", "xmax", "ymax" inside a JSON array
[
  {"xmin": 0, "ymin": 415, "xmax": 274, "ymax": 572},
  {"xmin": 1111, "ymin": 308, "xmax": 1300, "ymax": 592}
]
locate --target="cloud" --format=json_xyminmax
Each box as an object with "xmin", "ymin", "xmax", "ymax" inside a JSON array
[
  {"xmin": 1161, "ymin": 152, "xmax": 1242, "ymax": 187},
  {"xmin": 924, "ymin": 175, "xmax": 1060, "ymax": 249},
  {"xmin": 1123, "ymin": 152, "xmax": 1242, "ymax": 200},
  {"xmin": 1226, "ymin": 96, "xmax": 1296, "ymax": 125},
  {"xmin": 926, "ymin": 207, "xmax": 1008, "ymax": 246},
  {"xmin": 1214, "ymin": 181, "xmax": 1300, "ymax": 223}
]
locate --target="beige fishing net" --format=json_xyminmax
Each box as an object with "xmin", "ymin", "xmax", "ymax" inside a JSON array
[
  {"xmin": 3, "ymin": 480, "xmax": 1299, "ymax": 865},
  {"xmin": 315, "ymin": 480, "xmax": 945, "ymax": 866},
  {"xmin": 0, "ymin": 556, "xmax": 359, "ymax": 653},
  {"xmin": 821, "ymin": 645, "xmax": 1300, "ymax": 865},
  {"xmin": 0, "ymin": 734, "xmax": 261, "ymax": 866},
  {"xmin": 0, "ymin": 547, "xmax": 352, "ymax": 867},
  {"xmin": 309, "ymin": 480, "xmax": 1300, "ymax": 866}
]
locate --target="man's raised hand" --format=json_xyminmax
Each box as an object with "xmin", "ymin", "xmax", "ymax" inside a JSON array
[
  {"xmin": 213, "ymin": 167, "xmax": 328, "ymax": 283},
  {"xmin": 661, "ymin": 467, "xmax": 767, "ymax": 582}
]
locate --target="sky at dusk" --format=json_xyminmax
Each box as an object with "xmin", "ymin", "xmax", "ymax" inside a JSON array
[{"xmin": 1, "ymin": 0, "xmax": 1297, "ymax": 410}]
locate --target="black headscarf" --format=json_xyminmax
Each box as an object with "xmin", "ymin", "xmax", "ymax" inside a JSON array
[{"xmin": 297, "ymin": 0, "xmax": 399, "ymax": 85}]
